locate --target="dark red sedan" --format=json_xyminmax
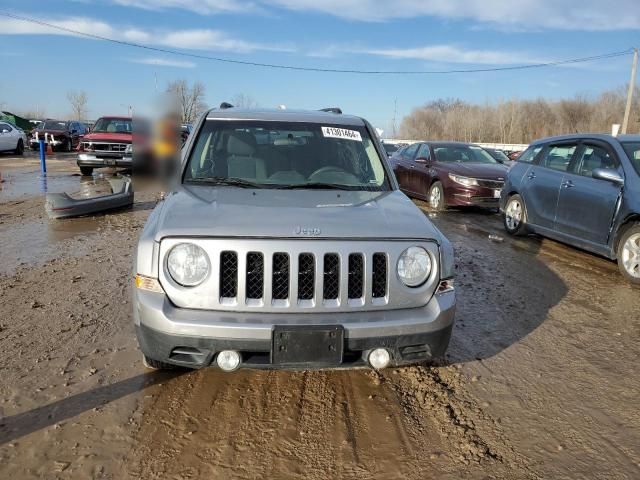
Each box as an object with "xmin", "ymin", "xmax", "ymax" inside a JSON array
[{"xmin": 390, "ymin": 141, "xmax": 509, "ymax": 210}]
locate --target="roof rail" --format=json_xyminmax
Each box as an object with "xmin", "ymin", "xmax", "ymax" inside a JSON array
[
  {"xmin": 319, "ymin": 107, "xmax": 342, "ymax": 114},
  {"xmin": 219, "ymin": 102, "xmax": 234, "ymax": 110}
]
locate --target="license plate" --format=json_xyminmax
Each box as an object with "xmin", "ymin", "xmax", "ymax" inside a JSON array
[
  {"xmin": 272, "ymin": 325, "xmax": 343, "ymax": 366},
  {"xmin": 493, "ymin": 189, "xmax": 501, "ymax": 198},
  {"xmin": 105, "ymin": 159, "xmax": 116, "ymax": 166}
]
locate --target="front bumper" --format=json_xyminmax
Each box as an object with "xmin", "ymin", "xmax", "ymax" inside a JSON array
[
  {"xmin": 447, "ymin": 184, "xmax": 501, "ymax": 207},
  {"xmin": 134, "ymin": 288, "xmax": 456, "ymax": 370},
  {"xmin": 77, "ymin": 153, "xmax": 133, "ymax": 168}
]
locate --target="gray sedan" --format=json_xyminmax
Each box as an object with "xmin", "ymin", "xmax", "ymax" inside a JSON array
[{"xmin": 501, "ymin": 134, "xmax": 640, "ymax": 284}]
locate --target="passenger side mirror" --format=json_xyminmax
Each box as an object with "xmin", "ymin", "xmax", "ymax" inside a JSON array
[{"xmin": 592, "ymin": 167, "xmax": 624, "ymax": 185}]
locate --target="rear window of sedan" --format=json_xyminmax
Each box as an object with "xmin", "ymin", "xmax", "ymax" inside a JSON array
[
  {"xmin": 433, "ymin": 145, "xmax": 498, "ymax": 164},
  {"xmin": 622, "ymin": 142, "xmax": 640, "ymax": 176}
]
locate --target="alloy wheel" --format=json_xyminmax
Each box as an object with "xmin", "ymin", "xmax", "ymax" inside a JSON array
[
  {"xmin": 430, "ymin": 185, "xmax": 441, "ymax": 209},
  {"xmin": 621, "ymin": 233, "xmax": 640, "ymax": 278},
  {"xmin": 505, "ymin": 199, "xmax": 522, "ymax": 231}
]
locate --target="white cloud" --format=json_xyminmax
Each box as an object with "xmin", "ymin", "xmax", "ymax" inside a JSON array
[
  {"xmin": 107, "ymin": 0, "xmax": 640, "ymax": 31},
  {"xmin": 266, "ymin": 0, "xmax": 640, "ymax": 30},
  {"xmin": 112, "ymin": 0, "xmax": 261, "ymax": 15},
  {"xmin": 129, "ymin": 57, "xmax": 196, "ymax": 68},
  {"xmin": 0, "ymin": 15, "xmax": 290, "ymax": 53},
  {"xmin": 360, "ymin": 44, "xmax": 543, "ymax": 65}
]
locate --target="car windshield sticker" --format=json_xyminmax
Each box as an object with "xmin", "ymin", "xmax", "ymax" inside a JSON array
[{"xmin": 321, "ymin": 126, "xmax": 362, "ymax": 142}]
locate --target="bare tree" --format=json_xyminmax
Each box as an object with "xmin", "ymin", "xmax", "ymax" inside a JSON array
[
  {"xmin": 399, "ymin": 85, "xmax": 640, "ymax": 143},
  {"xmin": 231, "ymin": 93, "xmax": 258, "ymax": 109},
  {"xmin": 67, "ymin": 91, "xmax": 88, "ymax": 121},
  {"xmin": 166, "ymin": 80, "xmax": 208, "ymax": 124}
]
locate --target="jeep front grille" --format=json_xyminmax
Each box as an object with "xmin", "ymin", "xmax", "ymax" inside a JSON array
[
  {"xmin": 220, "ymin": 251, "xmax": 238, "ymax": 298},
  {"xmin": 298, "ymin": 253, "xmax": 315, "ymax": 300},
  {"xmin": 246, "ymin": 252, "xmax": 264, "ymax": 300},
  {"xmin": 348, "ymin": 253, "xmax": 364, "ymax": 300},
  {"xmin": 372, "ymin": 253, "xmax": 387, "ymax": 298},
  {"xmin": 323, "ymin": 253, "xmax": 340, "ymax": 300},
  {"xmin": 272, "ymin": 253, "xmax": 290, "ymax": 301},
  {"xmin": 159, "ymin": 239, "xmax": 439, "ymax": 313}
]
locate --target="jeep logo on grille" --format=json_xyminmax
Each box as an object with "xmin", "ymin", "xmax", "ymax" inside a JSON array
[{"xmin": 295, "ymin": 226, "xmax": 321, "ymax": 236}]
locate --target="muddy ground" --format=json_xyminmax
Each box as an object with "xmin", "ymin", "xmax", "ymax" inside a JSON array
[{"xmin": 0, "ymin": 154, "xmax": 638, "ymax": 479}]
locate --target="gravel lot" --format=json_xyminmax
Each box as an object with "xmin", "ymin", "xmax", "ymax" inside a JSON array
[{"xmin": 0, "ymin": 154, "xmax": 638, "ymax": 479}]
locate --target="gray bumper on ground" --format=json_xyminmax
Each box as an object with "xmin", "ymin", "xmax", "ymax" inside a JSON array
[{"xmin": 134, "ymin": 288, "xmax": 456, "ymax": 369}]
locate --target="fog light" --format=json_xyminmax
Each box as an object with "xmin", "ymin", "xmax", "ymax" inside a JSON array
[
  {"xmin": 368, "ymin": 348, "xmax": 391, "ymax": 370},
  {"xmin": 216, "ymin": 350, "xmax": 241, "ymax": 372}
]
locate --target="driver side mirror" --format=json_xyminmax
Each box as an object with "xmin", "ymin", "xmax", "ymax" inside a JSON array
[
  {"xmin": 1, "ymin": 129, "xmax": 9, "ymax": 134},
  {"xmin": 415, "ymin": 156, "xmax": 431, "ymax": 165},
  {"xmin": 592, "ymin": 167, "xmax": 624, "ymax": 185}
]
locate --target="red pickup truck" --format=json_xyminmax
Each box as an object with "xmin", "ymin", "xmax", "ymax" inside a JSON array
[{"xmin": 77, "ymin": 116, "xmax": 133, "ymax": 176}]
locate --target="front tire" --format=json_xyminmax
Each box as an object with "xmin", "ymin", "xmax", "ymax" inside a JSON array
[
  {"xmin": 617, "ymin": 224, "xmax": 640, "ymax": 285},
  {"xmin": 142, "ymin": 354, "xmax": 174, "ymax": 370},
  {"xmin": 65, "ymin": 138, "xmax": 72, "ymax": 152},
  {"xmin": 79, "ymin": 166, "xmax": 93, "ymax": 176},
  {"xmin": 503, "ymin": 194, "xmax": 528, "ymax": 236},
  {"xmin": 14, "ymin": 139, "xmax": 24, "ymax": 155},
  {"xmin": 428, "ymin": 181, "xmax": 446, "ymax": 211}
]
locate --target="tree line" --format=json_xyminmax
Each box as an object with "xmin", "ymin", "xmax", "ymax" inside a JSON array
[{"xmin": 398, "ymin": 85, "xmax": 640, "ymax": 144}]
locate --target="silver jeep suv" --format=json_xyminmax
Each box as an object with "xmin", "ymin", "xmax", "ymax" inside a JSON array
[{"xmin": 133, "ymin": 107, "xmax": 455, "ymax": 371}]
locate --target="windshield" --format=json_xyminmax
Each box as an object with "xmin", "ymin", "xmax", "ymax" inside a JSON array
[
  {"xmin": 486, "ymin": 149, "xmax": 510, "ymax": 162},
  {"xmin": 433, "ymin": 145, "xmax": 499, "ymax": 164},
  {"xmin": 622, "ymin": 142, "xmax": 640, "ymax": 175},
  {"xmin": 384, "ymin": 143, "xmax": 399, "ymax": 154},
  {"xmin": 42, "ymin": 120, "xmax": 67, "ymax": 130},
  {"xmin": 92, "ymin": 118, "xmax": 132, "ymax": 134},
  {"xmin": 184, "ymin": 120, "xmax": 390, "ymax": 191}
]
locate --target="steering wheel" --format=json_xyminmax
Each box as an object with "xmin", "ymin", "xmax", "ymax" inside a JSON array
[{"xmin": 309, "ymin": 166, "xmax": 350, "ymax": 179}]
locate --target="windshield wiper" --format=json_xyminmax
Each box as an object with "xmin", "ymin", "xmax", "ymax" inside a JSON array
[
  {"xmin": 275, "ymin": 182, "xmax": 359, "ymax": 190},
  {"xmin": 186, "ymin": 176, "xmax": 265, "ymax": 189}
]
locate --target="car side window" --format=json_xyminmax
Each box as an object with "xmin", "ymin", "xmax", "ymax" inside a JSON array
[
  {"xmin": 517, "ymin": 145, "xmax": 542, "ymax": 164},
  {"xmin": 403, "ymin": 143, "xmax": 419, "ymax": 160},
  {"xmin": 574, "ymin": 144, "xmax": 619, "ymax": 177},
  {"xmin": 0, "ymin": 123, "xmax": 12, "ymax": 132},
  {"xmin": 541, "ymin": 144, "xmax": 577, "ymax": 172},
  {"xmin": 416, "ymin": 144, "xmax": 430, "ymax": 160}
]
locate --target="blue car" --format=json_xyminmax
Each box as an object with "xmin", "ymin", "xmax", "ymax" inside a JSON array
[{"xmin": 501, "ymin": 134, "xmax": 640, "ymax": 285}]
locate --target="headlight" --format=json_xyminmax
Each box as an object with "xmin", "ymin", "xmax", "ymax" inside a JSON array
[
  {"xmin": 449, "ymin": 173, "xmax": 479, "ymax": 187},
  {"xmin": 167, "ymin": 243, "xmax": 210, "ymax": 286},
  {"xmin": 397, "ymin": 246, "xmax": 432, "ymax": 287},
  {"xmin": 125, "ymin": 144, "xmax": 133, "ymax": 154}
]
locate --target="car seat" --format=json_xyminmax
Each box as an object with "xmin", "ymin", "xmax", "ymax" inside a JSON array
[{"xmin": 226, "ymin": 131, "xmax": 266, "ymax": 180}]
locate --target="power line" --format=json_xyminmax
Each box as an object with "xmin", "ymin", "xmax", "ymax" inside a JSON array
[{"xmin": 0, "ymin": 11, "xmax": 635, "ymax": 75}]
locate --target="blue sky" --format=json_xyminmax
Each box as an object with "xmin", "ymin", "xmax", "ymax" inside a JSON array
[{"xmin": 1, "ymin": 0, "xmax": 639, "ymax": 133}]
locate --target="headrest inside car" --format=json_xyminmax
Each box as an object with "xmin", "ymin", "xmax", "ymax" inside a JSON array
[{"xmin": 227, "ymin": 132, "xmax": 256, "ymax": 156}]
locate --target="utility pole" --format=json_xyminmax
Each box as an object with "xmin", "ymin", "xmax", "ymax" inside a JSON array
[
  {"xmin": 392, "ymin": 97, "xmax": 398, "ymax": 138},
  {"xmin": 622, "ymin": 47, "xmax": 638, "ymax": 134}
]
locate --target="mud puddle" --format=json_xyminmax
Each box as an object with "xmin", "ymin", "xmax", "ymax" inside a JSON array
[{"xmin": 0, "ymin": 169, "xmax": 121, "ymax": 202}]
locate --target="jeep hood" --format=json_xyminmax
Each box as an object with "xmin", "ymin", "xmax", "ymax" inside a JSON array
[{"xmin": 153, "ymin": 187, "xmax": 443, "ymax": 242}]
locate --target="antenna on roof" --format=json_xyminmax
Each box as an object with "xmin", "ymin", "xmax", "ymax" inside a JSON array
[
  {"xmin": 319, "ymin": 107, "xmax": 342, "ymax": 114},
  {"xmin": 219, "ymin": 102, "xmax": 234, "ymax": 110}
]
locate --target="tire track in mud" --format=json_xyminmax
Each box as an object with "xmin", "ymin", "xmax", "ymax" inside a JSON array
[{"xmin": 387, "ymin": 364, "xmax": 533, "ymax": 476}]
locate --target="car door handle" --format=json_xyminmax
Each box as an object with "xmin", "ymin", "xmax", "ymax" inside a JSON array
[
  {"xmin": 527, "ymin": 172, "xmax": 536, "ymax": 179},
  {"xmin": 561, "ymin": 180, "xmax": 575, "ymax": 188}
]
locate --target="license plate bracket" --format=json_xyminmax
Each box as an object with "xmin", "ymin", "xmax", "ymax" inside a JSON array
[{"xmin": 272, "ymin": 325, "xmax": 344, "ymax": 367}]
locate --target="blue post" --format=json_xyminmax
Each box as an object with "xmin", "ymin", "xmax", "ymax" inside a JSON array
[{"xmin": 39, "ymin": 139, "xmax": 46, "ymax": 174}]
